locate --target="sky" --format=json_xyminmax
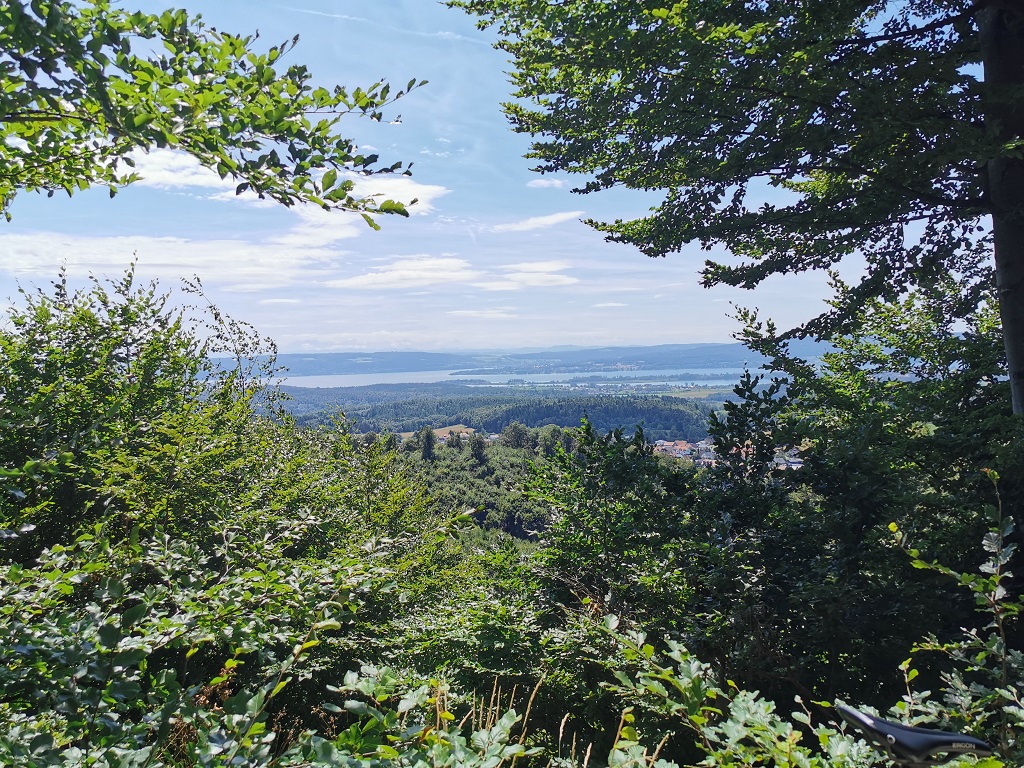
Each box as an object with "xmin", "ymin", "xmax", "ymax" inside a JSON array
[{"xmin": 0, "ymin": 0, "xmax": 839, "ymax": 352}]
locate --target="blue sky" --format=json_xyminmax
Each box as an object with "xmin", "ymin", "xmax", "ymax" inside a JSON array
[{"xmin": 0, "ymin": 0, "xmax": 836, "ymax": 352}]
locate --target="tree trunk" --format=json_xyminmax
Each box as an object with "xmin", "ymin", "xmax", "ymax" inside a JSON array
[{"xmin": 980, "ymin": 5, "xmax": 1024, "ymax": 415}]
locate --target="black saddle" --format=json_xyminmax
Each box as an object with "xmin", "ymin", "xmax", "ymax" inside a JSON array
[{"xmin": 837, "ymin": 705, "xmax": 993, "ymax": 766}]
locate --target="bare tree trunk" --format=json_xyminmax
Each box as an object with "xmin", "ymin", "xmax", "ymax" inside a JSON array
[{"xmin": 980, "ymin": 5, "xmax": 1024, "ymax": 414}]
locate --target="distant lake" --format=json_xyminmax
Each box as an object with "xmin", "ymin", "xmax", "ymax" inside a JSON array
[{"xmin": 280, "ymin": 367, "xmax": 748, "ymax": 388}]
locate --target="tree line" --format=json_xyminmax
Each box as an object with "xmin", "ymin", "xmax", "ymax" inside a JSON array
[{"xmin": 289, "ymin": 390, "xmax": 716, "ymax": 443}]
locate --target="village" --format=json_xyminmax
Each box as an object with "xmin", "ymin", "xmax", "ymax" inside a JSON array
[{"xmin": 652, "ymin": 438, "xmax": 806, "ymax": 470}]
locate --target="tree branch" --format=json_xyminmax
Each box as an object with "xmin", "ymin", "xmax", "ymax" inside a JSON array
[
  {"xmin": 834, "ymin": 1, "xmax": 992, "ymax": 47},
  {"xmin": 0, "ymin": 109, "xmax": 101, "ymax": 126}
]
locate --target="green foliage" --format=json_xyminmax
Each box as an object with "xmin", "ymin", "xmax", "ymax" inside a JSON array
[
  {"xmin": 499, "ymin": 421, "xmax": 537, "ymax": 451},
  {"xmin": 0, "ymin": 520, "xmax": 372, "ymax": 766},
  {"xmin": 536, "ymin": 423, "xmax": 576, "ymax": 457},
  {"xmin": 469, "ymin": 432, "xmax": 488, "ymax": 465},
  {"xmin": 7, "ymin": 267, "xmax": 1024, "ymax": 768},
  {"xmin": 0, "ymin": 0, "xmax": 424, "ymax": 219},
  {"xmin": 0, "ymin": 270, "xmax": 451, "ymax": 570},
  {"xmin": 0, "ymin": 522, "xmax": 539, "ymax": 768},
  {"xmin": 894, "ymin": 472, "xmax": 1024, "ymax": 763},
  {"xmin": 415, "ymin": 425, "xmax": 438, "ymax": 461},
  {"xmin": 594, "ymin": 492, "xmax": 1024, "ymax": 768},
  {"xmin": 531, "ymin": 420, "xmax": 701, "ymax": 629},
  {"xmin": 0, "ymin": 269, "xmax": 257, "ymax": 558},
  {"xmin": 682, "ymin": 274, "xmax": 1014, "ymax": 702},
  {"xmin": 414, "ymin": 439, "xmax": 551, "ymax": 536},
  {"xmin": 603, "ymin": 624, "xmax": 877, "ymax": 768},
  {"xmin": 343, "ymin": 428, "xmax": 430, "ymax": 541},
  {"xmin": 0, "ymin": 268, "xmax": 540, "ymax": 767}
]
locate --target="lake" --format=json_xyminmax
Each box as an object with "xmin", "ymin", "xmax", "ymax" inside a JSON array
[{"xmin": 280, "ymin": 367, "xmax": 749, "ymax": 388}]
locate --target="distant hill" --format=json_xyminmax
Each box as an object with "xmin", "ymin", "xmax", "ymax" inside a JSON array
[
  {"xmin": 271, "ymin": 351, "xmax": 487, "ymax": 376},
  {"xmin": 269, "ymin": 342, "xmax": 828, "ymax": 378},
  {"xmin": 279, "ymin": 381, "xmax": 720, "ymax": 442}
]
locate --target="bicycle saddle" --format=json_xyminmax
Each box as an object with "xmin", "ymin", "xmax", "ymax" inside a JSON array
[{"xmin": 837, "ymin": 705, "xmax": 993, "ymax": 766}]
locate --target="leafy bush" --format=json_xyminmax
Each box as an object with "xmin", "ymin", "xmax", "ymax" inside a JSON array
[
  {"xmin": 596, "ymin": 482, "xmax": 1024, "ymax": 768},
  {"xmin": 0, "ymin": 521, "xmax": 538, "ymax": 768},
  {"xmin": 893, "ymin": 471, "xmax": 1024, "ymax": 763},
  {"xmin": 0, "ymin": 520, "xmax": 373, "ymax": 765},
  {"xmin": 690, "ymin": 278, "xmax": 1011, "ymax": 702},
  {"xmin": 0, "ymin": 269, "xmax": 279, "ymax": 561},
  {"xmin": 531, "ymin": 420, "xmax": 701, "ymax": 626}
]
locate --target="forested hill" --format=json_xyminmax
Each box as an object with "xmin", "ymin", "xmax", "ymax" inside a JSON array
[{"xmin": 281, "ymin": 382, "xmax": 717, "ymax": 441}]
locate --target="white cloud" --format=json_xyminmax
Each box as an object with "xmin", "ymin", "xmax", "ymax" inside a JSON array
[
  {"xmin": 130, "ymin": 150, "xmax": 237, "ymax": 192},
  {"xmin": 0, "ymin": 228, "xmax": 345, "ymax": 290},
  {"xmin": 325, "ymin": 256, "xmax": 481, "ymax": 290},
  {"xmin": 492, "ymin": 211, "xmax": 584, "ymax": 233},
  {"xmin": 478, "ymin": 273, "xmax": 579, "ymax": 291},
  {"xmin": 275, "ymin": 7, "xmax": 369, "ymax": 22},
  {"xmin": 316, "ymin": 253, "xmax": 581, "ymax": 294},
  {"xmin": 526, "ymin": 178, "xmax": 567, "ymax": 189},
  {"xmin": 268, "ymin": 205, "xmax": 364, "ymax": 248},
  {"xmin": 351, "ymin": 174, "xmax": 450, "ymax": 215},
  {"xmin": 447, "ymin": 309, "xmax": 518, "ymax": 319},
  {"xmin": 425, "ymin": 30, "xmax": 489, "ymax": 45},
  {"xmin": 594, "ymin": 302, "xmax": 628, "ymax": 308},
  {"xmin": 223, "ymin": 283, "xmax": 295, "ymax": 294},
  {"xmin": 502, "ymin": 260, "xmax": 571, "ymax": 273},
  {"xmin": 473, "ymin": 260, "xmax": 579, "ymax": 291},
  {"xmin": 259, "ymin": 298, "xmax": 304, "ymax": 305},
  {"xmin": 504, "ymin": 272, "xmax": 577, "ymax": 287},
  {"xmin": 129, "ymin": 150, "xmax": 451, "ymax": 216},
  {"xmin": 472, "ymin": 281, "xmax": 520, "ymax": 292}
]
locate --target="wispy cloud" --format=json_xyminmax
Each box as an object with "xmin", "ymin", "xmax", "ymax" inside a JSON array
[
  {"xmin": 594, "ymin": 302, "xmax": 628, "ymax": 308},
  {"xmin": 223, "ymin": 283, "xmax": 295, "ymax": 294},
  {"xmin": 325, "ymin": 256, "xmax": 481, "ymax": 290},
  {"xmin": 473, "ymin": 260, "xmax": 579, "ymax": 291},
  {"xmin": 259, "ymin": 298, "xmax": 304, "ymax": 305},
  {"xmin": 492, "ymin": 211, "xmax": 583, "ymax": 233},
  {"xmin": 275, "ymin": 5, "xmax": 487, "ymax": 46},
  {"xmin": 475, "ymin": 274, "xmax": 579, "ymax": 292},
  {"xmin": 503, "ymin": 260, "xmax": 571, "ymax": 273},
  {"xmin": 448, "ymin": 309, "xmax": 518, "ymax": 319},
  {"xmin": 273, "ymin": 6, "xmax": 369, "ymax": 22},
  {"xmin": 526, "ymin": 178, "xmax": 567, "ymax": 189},
  {"xmin": 423, "ymin": 30, "xmax": 490, "ymax": 45},
  {"xmin": 318, "ymin": 255, "xmax": 580, "ymax": 295},
  {"xmin": 0, "ymin": 230, "xmax": 333, "ymax": 290},
  {"xmin": 267, "ymin": 205, "xmax": 364, "ymax": 248}
]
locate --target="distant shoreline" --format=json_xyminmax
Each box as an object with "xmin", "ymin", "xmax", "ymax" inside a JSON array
[{"xmin": 279, "ymin": 367, "xmax": 749, "ymax": 389}]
